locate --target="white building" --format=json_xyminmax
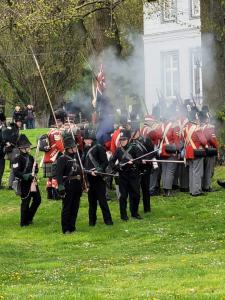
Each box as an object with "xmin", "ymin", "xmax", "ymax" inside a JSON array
[{"xmin": 143, "ymin": 0, "xmax": 202, "ymax": 112}]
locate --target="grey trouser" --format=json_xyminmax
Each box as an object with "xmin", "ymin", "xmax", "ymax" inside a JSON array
[
  {"xmin": 202, "ymin": 156, "xmax": 216, "ymax": 190},
  {"xmin": 161, "ymin": 156, "xmax": 177, "ymax": 190},
  {"xmin": 188, "ymin": 158, "xmax": 204, "ymax": 195},
  {"xmin": 179, "ymin": 164, "xmax": 189, "ymax": 189}
]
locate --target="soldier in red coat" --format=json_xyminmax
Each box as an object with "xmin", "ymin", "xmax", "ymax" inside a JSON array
[
  {"xmin": 183, "ymin": 108, "xmax": 208, "ymax": 196},
  {"xmin": 43, "ymin": 110, "xmax": 65, "ymax": 199},
  {"xmin": 160, "ymin": 107, "xmax": 180, "ymax": 197}
]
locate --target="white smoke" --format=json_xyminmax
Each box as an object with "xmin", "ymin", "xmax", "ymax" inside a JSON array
[{"xmin": 90, "ymin": 32, "xmax": 145, "ymax": 112}]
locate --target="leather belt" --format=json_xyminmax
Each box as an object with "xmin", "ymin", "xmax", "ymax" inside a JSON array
[{"xmin": 69, "ymin": 175, "xmax": 81, "ymax": 180}]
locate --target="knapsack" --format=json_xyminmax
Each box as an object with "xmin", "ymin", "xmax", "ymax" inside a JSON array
[{"xmin": 38, "ymin": 134, "xmax": 51, "ymax": 152}]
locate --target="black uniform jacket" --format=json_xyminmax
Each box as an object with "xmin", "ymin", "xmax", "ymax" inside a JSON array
[
  {"xmin": 56, "ymin": 152, "xmax": 82, "ymax": 187},
  {"xmin": 83, "ymin": 143, "xmax": 108, "ymax": 172}
]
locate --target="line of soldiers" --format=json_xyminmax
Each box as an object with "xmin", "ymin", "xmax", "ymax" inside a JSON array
[{"xmin": 0, "ymin": 103, "xmax": 222, "ymax": 234}]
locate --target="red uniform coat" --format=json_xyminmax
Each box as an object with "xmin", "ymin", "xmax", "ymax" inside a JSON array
[
  {"xmin": 183, "ymin": 122, "xmax": 207, "ymax": 160},
  {"xmin": 110, "ymin": 127, "xmax": 122, "ymax": 155},
  {"xmin": 160, "ymin": 122, "xmax": 180, "ymax": 158},
  {"xmin": 202, "ymin": 124, "xmax": 219, "ymax": 149},
  {"xmin": 140, "ymin": 123, "xmax": 162, "ymax": 146},
  {"xmin": 44, "ymin": 128, "xmax": 64, "ymax": 163}
]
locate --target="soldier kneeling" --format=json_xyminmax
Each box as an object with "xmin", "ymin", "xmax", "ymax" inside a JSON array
[{"xmin": 13, "ymin": 134, "xmax": 41, "ymax": 227}]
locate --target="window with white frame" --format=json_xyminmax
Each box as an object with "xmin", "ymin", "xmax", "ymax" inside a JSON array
[
  {"xmin": 162, "ymin": 0, "xmax": 177, "ymax": 22},
  {"xmin": 190, "ymin": 0, "xmax": 200, "ymax": 18},
  {"xmin": 191, "ymin": 49, "xmax": 202, "ymax": 99},
  {"xmin": 161, "ymin": 51, "xmax": 180, "ymax": 99}
]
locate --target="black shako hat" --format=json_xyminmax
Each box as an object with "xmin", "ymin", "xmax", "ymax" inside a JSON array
[
  {"xmin": 54, "ymin": 109, "xmax": 67, "ymax": 123},
  {"xmin": 17, "ymin": 134, "xmax": 32, "ymax": 148},
  {"xmin": 63, "ymin": 134, "xmax": 76, "ymax": 149}
]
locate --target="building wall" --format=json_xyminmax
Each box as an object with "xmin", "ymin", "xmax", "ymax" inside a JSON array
[{"xmin": 143, "ymin": 0, "xmax": 201, "ymax": 112}]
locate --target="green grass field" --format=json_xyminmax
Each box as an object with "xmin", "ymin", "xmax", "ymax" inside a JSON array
[{"xmin": 0, "ymin": 129, "xmax": 225, "ymax": 300}]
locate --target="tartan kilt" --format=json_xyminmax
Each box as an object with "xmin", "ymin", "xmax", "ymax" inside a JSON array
[{"xmin": 42, "ymin": 162, "xmax": 53, "ymax": 178}]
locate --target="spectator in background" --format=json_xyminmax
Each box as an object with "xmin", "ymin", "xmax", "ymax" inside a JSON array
[
  {"xmin": 25, "ymin": 104, "xmax": 35, "ymax": 129},
  {"xmin": 12, "ymin": 106, "xmax": 24, "ymax": 124}
]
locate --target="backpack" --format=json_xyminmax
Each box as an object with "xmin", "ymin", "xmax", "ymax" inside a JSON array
[{"xmin": 38, "ymin": 134, "xmax": 51, "ymax": 152}]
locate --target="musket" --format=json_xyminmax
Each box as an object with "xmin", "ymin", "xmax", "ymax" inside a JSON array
[
  {"xmin": 30, "ymin": 140, "xmax": 40, "ymax": 192},
  {"xmin": 190, "ymin": 93, "xmax": 199, "ymax": 111},
  {"xmin": 31, "ymin": 140, "xmax": 40, "ymax": 177},
  {"xmin": 119, "ymin": 148, "xmax": 160, "ymax": 167},
  {"xmin": 67, "ymin": 117, "xmax": 89, "ymax": 191},
  {"xmin": 143, "ymin": 159, "xmax": 185, "ymax": 164},
  {"xmin": 84, "ymin": 169, "xmax": 119, "ymax": 178}
]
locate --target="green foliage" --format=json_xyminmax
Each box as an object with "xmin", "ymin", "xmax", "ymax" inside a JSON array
[{"xmin": 0, "ymin": 129, "xmax": 225, "ymax": 299}]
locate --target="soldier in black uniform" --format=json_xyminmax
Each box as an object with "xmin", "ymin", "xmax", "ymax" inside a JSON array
[
  {"xmin": 55, "ymin": 135, "xmax": 83, "ymax": 234},
  {"xmin": 4, "ymin": 116, "xmax": 22, "ymax": 189},
  {"xmin": 130, "ymin": 122, "xmax": 154, "ymax": 213},
  {"xmin": 0, "ymin": 112, "xmax": 6, "ymax": 188},
  {"xmin": 12, "ymin": 134, "xmax": 41, "ymax": 227},
  {"xmin": 83, "ymin": 130, "xmax": 113, "ymax": 226},
  {"xmin": 109, "ymin": 129, "xmax": 142, "ymax": 221}
]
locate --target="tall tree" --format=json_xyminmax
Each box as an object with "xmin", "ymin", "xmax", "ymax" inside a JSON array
[
  {"xmin": 0, "ymin": 0, "xmax": 147, "ymax": 121},
  {"xmin": 200, "ymin": 0, "xmax": 225, "ymax": 112}
]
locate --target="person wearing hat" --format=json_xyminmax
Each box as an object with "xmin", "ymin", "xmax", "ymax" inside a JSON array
[
  {"xmin": 141, "ymin": 114, "xmax": 162, "ymax": 196},
  {"xmin": 0, "ymin": 112, "xmax": 6, "ymax": 188},
  {"xmin": 131, "ymin": 122, "xmax": 154, "ymax": 213},
  {"xmin": 12, "ymin": 134, "xmax": 41, "ymax": 226},
  {"xmin": 83, "ymin": 129, "xmax": 113, "ymax": 227},
  {"xmin": 55, "ymin": 134, "xmax": 83, "ymax": 234},
  {"xmin": 109, "ymin": 128, "xmax": 142, "ymax": 221},
  {"xmin": 199, "ymin": 110, "xmax": 218, "ymax": 192},
  {"xmin": 3, "ymin": 117, "xmax": 21, "ymax": 189},
  {"xmin": 43, "ymin": 109, "xmax": 65, "ymax": 200},
  {"xmin": 183, "ymin": 108, "xmax": 208, "ymax": 196},
  {"xmin": 159, "ymin": 106, "xmax": 180, "ymax": 197}
]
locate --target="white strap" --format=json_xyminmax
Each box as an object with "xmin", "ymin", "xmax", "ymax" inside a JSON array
[
  {"xmin": 160, "ymin": 122, "xmax": 172, "ymax": 152},
  {"xmin": 185, "ymin": 125, "xmax": 197, "ymax": 150}
]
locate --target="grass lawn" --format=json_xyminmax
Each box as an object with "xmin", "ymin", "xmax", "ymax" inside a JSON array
[{"xmin": 0, "ymin": 129, "xmax": 225, "ymax": 300}]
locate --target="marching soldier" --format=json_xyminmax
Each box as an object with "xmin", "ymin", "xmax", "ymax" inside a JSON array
[
  {"xmin": 84, "ymin": 130, "xmax": 113, "ymax": 226},
  {"xmin": 110, "ymin": 129, "xmax": 142, "ymax": 221},
  {"xmin": 13, "ymin": 134, "xmax": 41, "ymax": 227},
  {"xmin": 183, "ymin": 108, "xmax": 208, "ymax": 196},
  {"xmin": 55, "ymin": 134, "xmax": 83, "ymax": 234}
]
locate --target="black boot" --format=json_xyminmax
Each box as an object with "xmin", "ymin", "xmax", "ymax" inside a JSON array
[
  {"xmin": 52, "ymin": 188, "xmax": 61, "ymax": 200},
  {"xmin": 47, "ymin": 187, "xmax": 53, "ymax": 199},
  {"xmin": 163, "ymin": 189, "xmax": 173, "ymax": 197}
]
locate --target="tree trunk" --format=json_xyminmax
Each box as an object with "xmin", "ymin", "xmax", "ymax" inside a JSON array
[{"xmin": 201, "ymin": 0, "xmax": 225, "ymax": 112}]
